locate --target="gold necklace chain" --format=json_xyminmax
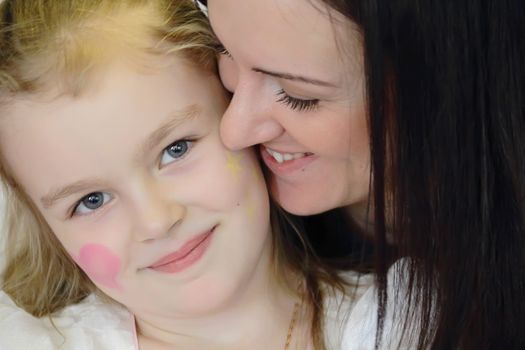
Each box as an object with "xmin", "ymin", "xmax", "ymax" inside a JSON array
[{"xmin": 284, "ymin": 301, "xmax": 301, "ymax": 350}]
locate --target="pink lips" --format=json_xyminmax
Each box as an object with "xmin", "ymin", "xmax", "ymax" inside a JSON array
[
  {"xmin": 260, "ymin": 146, "xmax": 316, "ymax": 175},
  {"xmin": 149, "ymin": 228, "xmax": 214, "ymax": 274}
]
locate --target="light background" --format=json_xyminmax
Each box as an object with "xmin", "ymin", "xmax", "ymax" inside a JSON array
[
  {"xmin": 0, "ymin": 0, "xmax": 6, "ymax": 280},
  {"xmin": 0, "ymin": 189, "xmax": 5, "ymax": 281}
]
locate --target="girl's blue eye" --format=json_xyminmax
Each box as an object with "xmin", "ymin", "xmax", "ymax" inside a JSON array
[
  {"xmin": 160, "ymin": 140, "xmax": 193, "ymax": 167},
  {"xmin": 74, "ymin": 192, "xmax": 112, "ymax": 215}
]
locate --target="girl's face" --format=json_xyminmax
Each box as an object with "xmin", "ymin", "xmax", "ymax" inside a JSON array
[
  {"xmin": 0, "ymin": 57, "xmax": 271, "ymax": 320},
  {"xmin": 208, "ymin": 0, "xmax": 371, "ymax": 217}
]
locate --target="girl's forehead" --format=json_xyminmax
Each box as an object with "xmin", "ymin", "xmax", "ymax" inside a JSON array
[{"xmin": 7, "ymin": 59, "xmax": 205, "ymax": 123}]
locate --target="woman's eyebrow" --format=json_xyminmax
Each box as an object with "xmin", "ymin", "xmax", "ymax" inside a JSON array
[
  {"xmin": 208, "ymin": 24, "xmax": 337, "ymax": 88},
  {"xmin": 252, "ymin": 67, "xmax": 337, "ymax": 88}
]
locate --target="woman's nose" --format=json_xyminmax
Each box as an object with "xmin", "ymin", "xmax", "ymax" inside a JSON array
[{"xmin": 220, "ymin": 83, "xmax": 284, "ymax": 151}]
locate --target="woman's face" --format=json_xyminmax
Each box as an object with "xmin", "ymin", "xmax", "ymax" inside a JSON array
[{"xmin": 208, "ymin": 0, "xmax": 371, "ymax": 217}]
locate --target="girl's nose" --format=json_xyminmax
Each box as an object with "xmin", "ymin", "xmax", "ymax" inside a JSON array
[{"xmin": 132, "ymin": 183, "xmax": 186, "ymax": 242}]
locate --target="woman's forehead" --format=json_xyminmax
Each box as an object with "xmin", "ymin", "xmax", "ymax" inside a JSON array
[{"xmin": 208, "ymin": 0, "xmax": 362, "ymax": 83}]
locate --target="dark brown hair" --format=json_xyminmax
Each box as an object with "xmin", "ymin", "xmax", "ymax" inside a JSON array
[{"xmin": 321, "ymin": 0, "xmax": 525, "ymax": 349}]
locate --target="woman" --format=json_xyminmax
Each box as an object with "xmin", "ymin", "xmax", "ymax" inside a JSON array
[{"xmin": 205, "ymin": 0, "xmax": 525, "ymax": 349}]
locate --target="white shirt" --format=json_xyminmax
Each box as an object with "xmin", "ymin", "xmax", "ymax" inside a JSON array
[
  {"xmin": 0, "ymin": 261, "xmax": 408, "ymax": 350},
  {"xmin": 325, "ymin": 260, "xmax": 409, "ymax": 349},
  {"xmin": 0, "ymin": 292, "xmax": 136, "ymax": 350}
]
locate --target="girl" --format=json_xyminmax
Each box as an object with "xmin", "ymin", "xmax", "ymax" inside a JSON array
[{"xmin": 0, "ymin": 0, "xmax": 382, "ymax": 349}]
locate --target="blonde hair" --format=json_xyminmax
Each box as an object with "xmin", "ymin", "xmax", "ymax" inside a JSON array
[
  {"xmin": 0, "ymin": 0, "xmax": 216, "ymax": 95},
  {"xmin": 0, "ymin": 0, "xmax": 216, "ymax": 317}
]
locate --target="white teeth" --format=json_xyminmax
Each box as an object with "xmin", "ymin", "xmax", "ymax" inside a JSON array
[
  {"xmin": 273, "ymin": 151, "xmax": 284, "ymax": 163},
  {"xmin": 266, "ymin": 147, "xmax": 308, "ymax": 164}
]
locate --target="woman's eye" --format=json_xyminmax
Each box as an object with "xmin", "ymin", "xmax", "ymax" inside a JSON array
[
  {"xmin": 213, "ymin": 42, "xmax": 233, "ymax": 59},
  {"xmin": 276, "ymin": 89, "xmax": 319, "ymax": 112},
  {"xmin": 73, "ymin": 192, "xmax": 112, "ymax": 216},
  {"xmin": 160, "ymin": 140, "xmax": 193, "ymax": 167}
]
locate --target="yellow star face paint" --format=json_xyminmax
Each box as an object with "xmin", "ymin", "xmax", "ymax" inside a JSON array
[{"xmin": 225, "ymin": 151, "xmax": 243, "ymax": 178}]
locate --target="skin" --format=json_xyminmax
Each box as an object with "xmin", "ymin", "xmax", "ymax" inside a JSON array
[
  {"xmin": 207, "ymin": 0, "xmax": 371, "ymax": 224},
  {"xmin": 0, "ymin": 56, "xmax": 302, "ymax": 349},
  {"xmin": 76, "ymin": 243, "xmax": 123, "ymax": 290}
]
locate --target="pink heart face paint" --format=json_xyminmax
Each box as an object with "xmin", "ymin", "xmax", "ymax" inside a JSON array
[{"xmin": 76, "ymin": 244, "xmax": 122, "ymax": 291}]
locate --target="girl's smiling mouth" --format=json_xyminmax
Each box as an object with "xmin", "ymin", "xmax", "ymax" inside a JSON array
[{"xmin": 148, "ymin": 226, "xmax": 216, "ymax": 274}]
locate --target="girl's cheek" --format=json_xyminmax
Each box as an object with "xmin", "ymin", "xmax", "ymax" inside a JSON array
[{"xmin": 75, "ymin": 243, "xmax": 123, "ymax": 291}]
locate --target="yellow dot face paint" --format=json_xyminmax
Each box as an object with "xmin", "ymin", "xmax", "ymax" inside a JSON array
[{"xmin": 245, "ymin": 193, "xmax": 257, "ymax": 219}]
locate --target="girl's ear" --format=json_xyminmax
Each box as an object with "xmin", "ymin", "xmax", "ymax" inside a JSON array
[{"xmin": 193, "ymin": 0, "xmax": 208, "ymax": 17}]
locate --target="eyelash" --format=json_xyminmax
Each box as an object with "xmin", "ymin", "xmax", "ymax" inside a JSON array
[
  {"xmin": 159, "ymin": 139, "xmax": 195, "ymax": 168},
  {"xmin": 214, "ymin": 42, "xmax": 320, "ymax": 112},
  {"xmin": 213, "ymin": 42, "xmax": 232, "ymax": 58},
  {"xmin": 69, "ymin": 138, "xmax": 196, "ymax": 218},
  {"xmin": 71, "ymin": 191, "xmax": 112, "ymax": 218},
  {"xmin": 276, "ymin": 89, "xmax": 320, "ymax": 112}
]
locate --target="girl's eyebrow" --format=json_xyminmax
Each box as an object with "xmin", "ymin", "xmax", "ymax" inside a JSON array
[
  {"xmin": 134, "ymin": 104, "xmax": 200, "ymax": 162},
  {"xmin": 40, "ymin": 104, "xmax": 201, "ymax": 209},
  {"xmin": 41, "ymin": 178, "xmax": 106, "ymax": 209}
]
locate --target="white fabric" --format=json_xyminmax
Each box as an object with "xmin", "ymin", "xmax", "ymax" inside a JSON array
[
  {"xmin": 324, "ymin": 260, "xmax": 409, "ymax": 350},
  {"xmin": 0, "ymin": 292, "xmax": 136, "ymax": 350},
  {"xmin": 0, "ymin": 262, "xmax": 408, "ymax": 350}
]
